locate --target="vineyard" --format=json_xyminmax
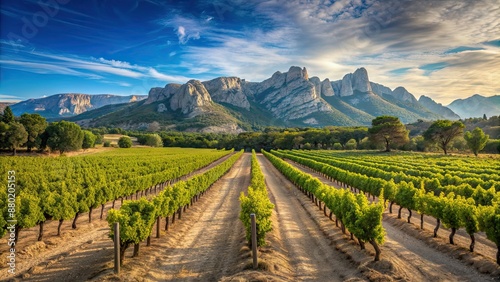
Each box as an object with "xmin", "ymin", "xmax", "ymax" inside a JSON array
[
  {"xmin": 1, "ymin": 148, "xmax": 500, "ymax": 281},
  {"xmin": 0, "ymin": 148, "xmax": 232, "ymax": 242}
]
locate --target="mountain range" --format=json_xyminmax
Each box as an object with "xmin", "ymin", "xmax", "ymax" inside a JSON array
[
  {"xmin": 5, "ymin": 67, "xmax": 499, "ymax": 132},
  {"xmin": 10, "ymin": 94, "xmax": 147, "ymax": 118}
]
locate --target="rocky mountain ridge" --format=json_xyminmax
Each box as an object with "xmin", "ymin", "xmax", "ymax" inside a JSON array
[
  {"xmin": 447, "ymin": 94, "xmax": 500, "ymax": 119},
  {"xmin": 8, "ymin": 66, "xmax": 497, "ymax": 133},
  {"xmin": 10, "ymin": 93, "xmax": 147, "ymax": 118}
]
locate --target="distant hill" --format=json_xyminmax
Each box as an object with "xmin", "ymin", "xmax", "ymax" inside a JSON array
[
  {"xmin": 0, "ymin": 102, "xmax": 15, "ymax": 113},
  {"xmin": 10, "ymin": 93, "xmax": 147, "ymax": 118},
  {"xmin": 418, "ymin": 95, "xmax": 460, "ymax": 120},
  {"xmin": 447, "ymin": 94, "xmax": 500, "ymax": 119}
]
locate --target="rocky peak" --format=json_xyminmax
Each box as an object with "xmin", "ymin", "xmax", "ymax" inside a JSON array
[
  {"xmin": 392, "ymin": 86, "xmax": 417, "ymax": 103},
  {"xmin": 321, "ymin": 78, "xmax": 335, "ymax": 97},
  {"xmin": 170, "ymin": 80, "xmax": 212, "ymax": 117},
  {"xmin": 337, "ymin": 67, "xmax": 372, "ymax": 97},
  {"xmin": 202, "ymin": 77, "xmax": 250, "ymax": 110},
  {"xmin": 309, "ymin": 76, "xmax": 322, "ymax": 98},
  {"xmin": 352, "ymin": 67, "xmax": 371, "ymax": 93},
  {"xmin": 340, "ymin": 74, "xmax": 353, "ymax": 96},
  {"xmin": 286, "ymin": 66, "xmax": 309, "ymax": 83},
  {"xmin": 145, "ymin": 83, "xmax": 181, "ymax": 104}
]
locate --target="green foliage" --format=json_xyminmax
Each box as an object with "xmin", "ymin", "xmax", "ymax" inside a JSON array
[
  {"xmin": 6, "ymin": 122, "xmax": 28, "ymax": 155},
  {"xmin": 46, "ymin": 121, "xmax": 84, "ymax": 154},
  {"xmin": 103, "ymin": 140, "xmax": 111, "ymax": 147},
  {"xmin": 464, "ymin": 127, "xmax": 489, "ymax": 156},
  {"xmin": 1, "ymin": 148, "xmax": 233, "ymax": 240},
  {"xmin": 2, "ymin": 106, "xmax": 14, "ymax": 123},
  {"xmin": 11, "ymin": 190, "xmax": 45, "ymax": 230},
  {"xmin": 107, "ymin": 198, "xmax": 157, "ymax": 244},
  {"xmin": 82, "ymin": 130, "xmax": 97, "ymax": 150},
  {"xmin": 19, "ymin": 113, "xmax": 47, "ymax": 151},
  {"xmin": 423, "ymin": 120, "xmax": 465, "ymax": 155},
  {"xmin": 264, "ymin": 150, "xmax": 385, "ymax": 260},
  {"xmin": 145, "ymin": 134, "xmax": 163, "ymax": 147},
  {"xmin": 345, "ymin": 138, "xmax": 357, "ymax": 150},
  {"xmin": 240, "ymin": 150, "xmax": 274, "ymax": 246},
  {"xmin": 94, "ymin": 134, "xmax": 103, "ymax": 144},
  {"xmin": 333, "ymin": 143, "xmax": 343, "ymax": 150},
  {"xmin": 368, "ymin": 116, "xmax": 409, "ymax": 152},
  {"xmin": 118, "ymin": 136, "xmax": 132, "ymax": 148},
  {"xmin": 478, "ymin": 204, "xmax": 500, "ymax": 246},
  {"xmin": 0, "ymin": 192, "xmax": 6, "ymax": 238}
]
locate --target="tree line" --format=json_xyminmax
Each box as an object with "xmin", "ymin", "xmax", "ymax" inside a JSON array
[
  {"xmin": 0, "ymin": 106, "xmax": 98, "ymax": 155},
  {"xmin": 1, "ymin": 104, "xmax": 497, "ymax": 156}
]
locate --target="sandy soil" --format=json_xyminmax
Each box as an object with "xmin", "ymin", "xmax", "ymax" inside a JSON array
[
  {"xmin": 0, "ymin": 152, "xmax": 236, "ymax": 281},
  {"xmin": 287, "ymin": 159, "xmax": 498, "ymax": 281},
  {"xmin": 140, "ymin": 153, "xmax": 251, "ymax": 281},
  {"xmin": 256, "ymin": 154, "xmax": 366, "ymax": 282}
]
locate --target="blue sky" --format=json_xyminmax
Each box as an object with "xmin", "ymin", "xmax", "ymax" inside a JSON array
[{"xmin": 1, "ymin": 0, "xmax": 499, "ymax": 105}]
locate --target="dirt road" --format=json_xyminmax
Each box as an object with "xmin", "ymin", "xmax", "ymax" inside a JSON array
[
  {"xmin": 257, "ymin": 154, "xmax": 365, "ymax": 281},
  {"xmin": 145, "ymin": 152, "xmax": 250, "ymax": 281},
  {"xmin": 286, "ymin": 159, "xmax": 495, "ymax": 281}
]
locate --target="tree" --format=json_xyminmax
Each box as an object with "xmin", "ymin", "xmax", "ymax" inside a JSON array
[
  {"xmin": 464, "ymin": 127, "xmax": 489, "ymax": 157},
  {"xmin": 82, "ymin": 130, "xmax": 97, "ymax": 150},
  {"xmin": 0, "ymin": 122, "xmax": 9, "ymax": 149},
  {"xmin": 94, "ymin": 134, "xmax": 103, "ymax": 145},
  {"xmin": 368, "ymin": 116, "xmax": 409, "ymax": 152},
  {"xmin": 145, "ymin": 134, "xmax": 163, "ymax": 147},
  {"xmin": 118, "ymin": 136, "xmax": 132, "ymax": 148},
  {"xmin": 2, "ymin": 106, "xmax": 14, "ymax": 123},
  {"xmin": 46, "ymin": 121, "xmax": 84, "ymax": 154},
  {"xmin": 19, "ymin": 113, "xmax": 47, "ymax": 152},
  {"xmin": 423, "ymin": 120, "xmax": 464, "ymax": 155},
  {"xmin": 6, "ymin": 122, "xmax": 28, "ymax": 156}
]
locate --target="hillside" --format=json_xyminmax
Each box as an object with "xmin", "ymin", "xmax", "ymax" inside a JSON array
[{"xmin": 447, "ymin": 94, "xmax": 500, "ymax": 119}]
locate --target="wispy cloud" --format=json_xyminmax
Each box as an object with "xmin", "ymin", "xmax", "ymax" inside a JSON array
[
  {"xmin": 1, "ymin": 49, "xmax": 191, "ymax": 83},
  {"xmin": 0, "ymin": 94, "xmax": 23, "ymax": 102},
  {"xmin": 160, "ymin": 14, "xmax": 206, "ymax": 44}
]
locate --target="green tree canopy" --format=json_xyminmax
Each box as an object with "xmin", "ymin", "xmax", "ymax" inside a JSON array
[
  {"xmin": 19, "ymin": 113, "xmax": 47, "ymax": 152},
  {"xmin": 145, "ymin": 134, "xmax": 163, "ymax": 147},
  {"xmin": 0, "ymin": 122, "xmax": 10, "ymax": 149},
  {"xmin": 6, "ymin": 122, "xmax": 28, "ymax": 155},
  {"xmin": 368, "ymin": 116, "xmax": 409, "ymax": 152},
  {"xmin": 464, "ymin": 127, "xmax": 489, "ymax": 156},
  {"xmin": 82, "ymin": 130, "xmax": 97, "ymax": 150},
  {"xmin": 423, "ymin": 120, "xmax": 464, "ymax": 155},
  {"xmin": 2, "ymin": 106, "xmax": 15, "ymax": 123},
  {"xmin": 118, "ymin": 136, "xmax": 132, "ymax": 148},
  {"xmin": 46, "ymin": 121, "xmax": 84, "ymax": 154}
]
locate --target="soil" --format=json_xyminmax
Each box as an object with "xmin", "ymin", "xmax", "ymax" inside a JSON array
[
  {"xmin": 286, "ymin": 159, "xmax": 499, "ymax": 281},
  {"xmin": 255, "ymin": 154, "xmax": 366, "ymax": 282}
]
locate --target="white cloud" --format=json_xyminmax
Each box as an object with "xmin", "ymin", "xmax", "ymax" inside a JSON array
[
  {"xmin": 1, "ymin": 51, "xmax": 191, "ymax": 84},
  {"xmin": 161, "ymin": 14, "xmax": 205, "ymax": 44}
]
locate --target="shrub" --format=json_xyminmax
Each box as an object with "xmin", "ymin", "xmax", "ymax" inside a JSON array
[{"xmin": 118, "ymin": 136, "xmax": 132, "ymax": 148}]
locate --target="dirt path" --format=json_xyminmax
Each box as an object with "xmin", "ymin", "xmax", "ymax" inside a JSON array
[
  {"xmin": 0, "ymin": 152, "xmax": 236, "ymax": 281},
  {"xmin": 257, "ymin": 154, "xmax": 365, "ymax": 281},
  {"xmin": 145, "ymin": 153, "xmax": 250, "ymax": 281},
  {"xmin": 286, "ymin": 159, "xmax": 495, "ymax": 281}
]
